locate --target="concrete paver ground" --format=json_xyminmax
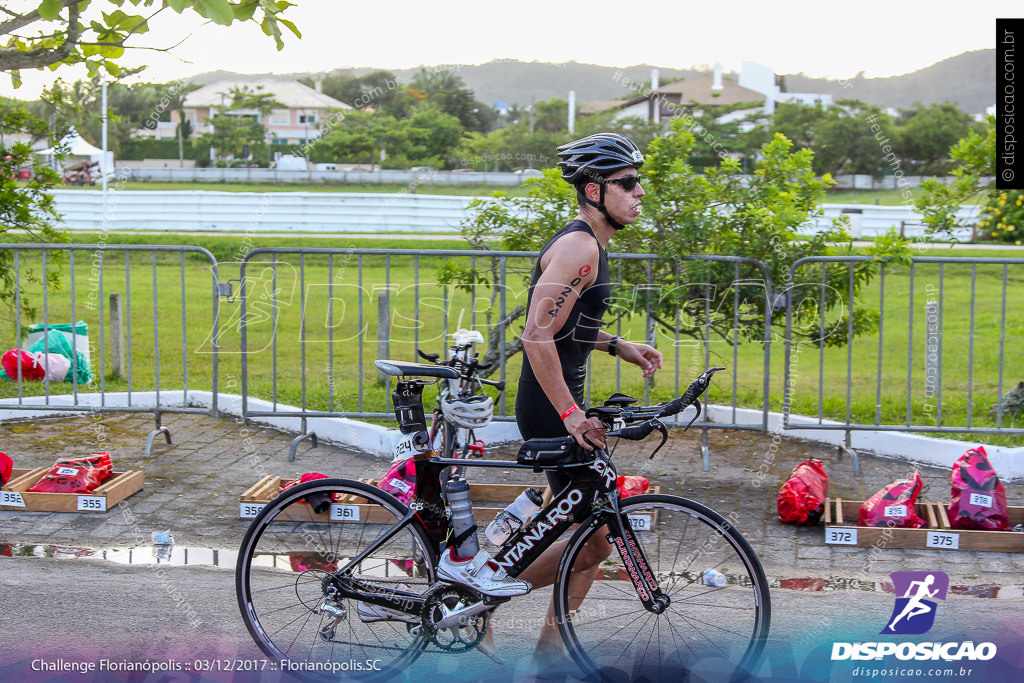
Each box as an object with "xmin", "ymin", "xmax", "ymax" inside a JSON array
[{"xmin": 2, "ymin": 410, "xmax": 1022, "ymax": 589}]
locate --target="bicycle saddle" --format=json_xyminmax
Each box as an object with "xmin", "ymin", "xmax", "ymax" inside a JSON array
[
  {"xmin": 374, "ymin": 360, "xmax": 459, "ymax": 379},
  {"xmin": 603, "ymin": 392, "xmax": 638, "ymax": 407}
]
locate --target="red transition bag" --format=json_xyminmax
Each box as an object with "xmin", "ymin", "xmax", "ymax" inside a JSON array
[
  {"xmin": 859, "ymin": 471, "xmax": 925, "ymax": 528},
  {"xmin": 616, "ymin": 475, "xmax": 650, "ymax": 499},
  {"xmin": 2, "ymin": 349, "xmax": 45, "ymax": 382},
  {"xmin": 0, "ymin": 451, "xmax": 13, "ymax": 487},
  {"xmin": 379, "ymin": 457, "xmax": 417, "ymax": 505},
  {"xmin": 279, "ymin": 472, "xmax": 334, "ymax": 513},
  {"xmin": 27, "ymin": 453, "xmax": 113, "ymax": 494},
  {"xmin": 777, "ymin": 459, "xmax": 829, "ymax": 525},
  {"xmin": 949, "ymin": 446, "xmax": 1009, "ymax": 531}
]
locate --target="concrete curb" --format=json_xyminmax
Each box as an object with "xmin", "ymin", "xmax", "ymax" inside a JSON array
[{"xmin": 2, "ymin": 392, "xmax": 1020, "ymax": 477}]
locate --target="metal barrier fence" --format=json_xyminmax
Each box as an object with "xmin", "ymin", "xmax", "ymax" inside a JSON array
[
  {"xmin": 2, "ymin": 245, "xmax": 1021, "ymax": 463},
  {"xmin": 0, "ymin": 244, "xmax": 222, "ymax": 455},
  {"xmin": 782, "ymin": 255, "xmax": 1024, "ymax": 438},
  {"xmin": 235, "ymin": 248, "xmax": 774, "ymax": 461}
]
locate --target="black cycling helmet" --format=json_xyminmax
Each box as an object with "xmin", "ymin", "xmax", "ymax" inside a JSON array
[{"xmin": 556, "ymin": 133, "xmax": 644, "ymax": 229}]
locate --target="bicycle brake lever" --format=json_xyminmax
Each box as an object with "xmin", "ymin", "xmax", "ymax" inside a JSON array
[
  {"xmin": 648, "ymin": 420, "xmax": 669, "ymax": 460},
  {"xmin": 682, "ymin": 398, "xmax": 702, "ymax": 432}
]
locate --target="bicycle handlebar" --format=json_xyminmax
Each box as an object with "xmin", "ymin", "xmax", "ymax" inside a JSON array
[
  {"xmin": 415, "ymin": 347, "xmax": 505, "ymax": 393},
  {"xmin": 601, "ymin": 367, "xmax": 725, "ymax": 458}
]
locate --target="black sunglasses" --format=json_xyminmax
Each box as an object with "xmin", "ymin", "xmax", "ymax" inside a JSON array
[{"xmin": 606, "ymin": 175, "xmax": 642, "ymax": 191}]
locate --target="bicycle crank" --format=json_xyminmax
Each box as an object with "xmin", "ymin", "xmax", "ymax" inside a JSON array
[{"xmin": 420, "ymin": 584, "xmax": 490, "ymax": 652}]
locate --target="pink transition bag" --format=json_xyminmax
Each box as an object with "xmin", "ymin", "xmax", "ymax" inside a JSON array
[
  {"xmin": 949, "ymin": 446, "xmax": 1009, "ymax": 531},
  {"xmin": 378, "ymin": 457, "xmax": 417, "ymax": 505},
  {"xmin": 777, "ymin": 459, "xmax": 829, "ymax": 526},
  {"xmin": 859, "ymin": 471, "xmax": 925, "ymax": 528}
]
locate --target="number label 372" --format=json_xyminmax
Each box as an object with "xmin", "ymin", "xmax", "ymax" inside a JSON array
[{"xmin": 825, "ymin": 528, "xmax": 859, "ymax": 545}]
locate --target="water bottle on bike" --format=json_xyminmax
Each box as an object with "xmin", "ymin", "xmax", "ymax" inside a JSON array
[
  {"xmin": 485, "ymin": 487, "xmax": 544, "ymax": 546},
  {"xmin": 437, "ymin": 478, "xmax": 532, "ymax": 597}
]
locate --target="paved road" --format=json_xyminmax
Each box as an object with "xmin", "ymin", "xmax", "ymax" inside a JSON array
[
  {"xmin": 1, "ymin": 412, "xmax": 1023, "ymax": 682},
  {"xmin": 1, "ymin": 555, "xmax": 1020, "ymax": 682}
]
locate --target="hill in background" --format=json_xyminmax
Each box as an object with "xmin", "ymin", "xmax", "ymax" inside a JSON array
[
  {"xmin": 784, "ymin": 50, "xmax": 994, "ymax": 114},
  {"xmin": 187, "ymin": 50, "xmax": 994, "ymax": 114}
]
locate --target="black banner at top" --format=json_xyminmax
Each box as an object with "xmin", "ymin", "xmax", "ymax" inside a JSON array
[{"xmin": 997, "ymin": 18, "xmax": 1024, "ymax": 189}]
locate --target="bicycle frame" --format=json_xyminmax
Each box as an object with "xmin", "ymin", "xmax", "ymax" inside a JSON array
[{"xmin": 329, "ymin": 441, "xmax": 666, "ymax": 617}]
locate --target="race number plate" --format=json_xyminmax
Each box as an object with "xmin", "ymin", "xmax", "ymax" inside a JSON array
[
  {"xmin": 239, "ymin": 502, "xmax": 265, "ymax": 518},
  {"xmin": 77, "ymin": 496, "xmax": 106, "ymax": 512},
  {"xmin": 627, "ymin": 514, "xmax": 653, "ymax": 531},
  {"xmin": 1, "ymin": 490, "xmax": 26, "ymax": 507},
  {"xmin": 969, "ymin": 493, "xmax": 993, "ymax": 508},
  {"xmin": 883, "ymin": 505, "xmax": 908, "ymax": 518},
  {"xmin": 926, "ymin": 532, "xmax": 960, "ymax": 550},
  {"xmin": 825, "ymin": 527, "xmax": 858, "ymax": 545},
  {"xmin": 330, "ymin": 504, "xmax": 360, "ymax": 521}
]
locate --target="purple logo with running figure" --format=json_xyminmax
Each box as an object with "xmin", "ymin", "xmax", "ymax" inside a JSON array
[{"xmin": 881, "ymin": 571, "xmax": 949, "ymax": 635}]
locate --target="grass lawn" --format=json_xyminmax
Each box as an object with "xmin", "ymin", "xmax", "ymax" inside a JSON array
[{"xmin": 824, "ymin": 188, "xmax": 987, "ymax": 206}]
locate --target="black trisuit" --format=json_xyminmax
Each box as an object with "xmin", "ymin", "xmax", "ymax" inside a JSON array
[{"xmin": 516, "ymin": 220, "xmax": 611, "ymax": 491}]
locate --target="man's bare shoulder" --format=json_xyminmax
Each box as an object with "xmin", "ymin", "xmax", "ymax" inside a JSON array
[{"xmin": 542, "ymin": 230, "xmax": 600, "ymax": 271}]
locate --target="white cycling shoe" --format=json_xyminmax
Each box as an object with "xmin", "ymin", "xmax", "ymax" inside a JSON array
[
  {"xmin": 436, "ymin": 547, "xmax": 532, "ymax": 597},
  {"xmin": 356, "ymin": 584, "xmax": 418, "ymax": 623}
]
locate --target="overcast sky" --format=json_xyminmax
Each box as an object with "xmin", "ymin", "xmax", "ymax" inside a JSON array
[{"xmin": 0, "ymin": 0, "xmax": 1013, "ymax": 98}]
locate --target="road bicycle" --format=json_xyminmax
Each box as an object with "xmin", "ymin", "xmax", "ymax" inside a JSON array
[
  {"xmin": 417, "ymin": 329, "xmax": 505, "ymax": 470},
  {"xmin": 235, "ymin": 364, "xmax": 771, "ymax": 680}
]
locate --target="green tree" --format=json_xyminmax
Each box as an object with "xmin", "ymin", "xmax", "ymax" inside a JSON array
[
  {"xmin": 0, "ymin": 0, "xmax": 299, "ymax": 85},
  {"xmin": 398, "ymin": 105, "xmax": 462, "ymax": 166},
  {"xmin": 197, "ymin": 85, "xmax": 283, "ymax": 165},
  {"xmin": 895, "ymin": 102, "xmax": 978, "ymax": 175},
  {"xmin": 772, "ymin": 101, "xmax": 828, "ymax": 150},
  {"xmin": 914, "ymin": 115, "xmax": 995, "ymax": 239},
  {"xmin": 311, "ymin": 70, "xmax": 415, "ymax": 118},
  {"xmin": 442, "ymin": 119, "xmax": 908, "ymax": 368},
  {"xmin": 0, "ymin": 100, "xmax": 67, "ymax": 320},
  {"xmin": 618, "ymin": 124, "xmax": 903, "ymax": 346},
  {"xmin": 409, "ymin": 68, "xmax": 490, "ymax": 132},
  {"xmin": 812, "ymin": 99, "xmax": 892, "ymax": 177},
  {"xmin": 314, "ymin": 109, "xmax": 395, "ymax": 165},
  {"xmin": 976, "ymin": 190, "xmax": 1024, "ymax": 245},
  {"xmin": 451, "ymin": 123, "xmax": 563, "ymax": 171}
]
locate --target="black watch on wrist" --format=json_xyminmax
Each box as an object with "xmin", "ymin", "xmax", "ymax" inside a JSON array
[{"xmin": 607, "ymin": 335, "xmax": 621, "ymax": 357}]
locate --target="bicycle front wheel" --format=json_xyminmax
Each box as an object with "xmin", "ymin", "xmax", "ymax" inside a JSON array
[
  {"xmin": 554, "ymin": 493, "xmax": 771, "ymax": 679},
  {"xmin": 236, "ymin": 478, "xmax": 436, "ymax": 679}
]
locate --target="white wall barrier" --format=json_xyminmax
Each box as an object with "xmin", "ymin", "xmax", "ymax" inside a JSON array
[{"xmin": 51, "ymin": 189, "xmax": 981, "ymax": 238}]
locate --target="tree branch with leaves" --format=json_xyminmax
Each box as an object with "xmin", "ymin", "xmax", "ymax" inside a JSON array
[{"xmin": 0, "ymin": 0, "xmax": 300, "ymax": 86}]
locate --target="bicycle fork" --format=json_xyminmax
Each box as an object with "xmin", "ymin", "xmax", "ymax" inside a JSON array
[{"xmin": 607, "ymin": 500, "xmax": 669, "ymax": 614}]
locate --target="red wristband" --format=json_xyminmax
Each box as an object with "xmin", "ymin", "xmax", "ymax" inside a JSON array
[{"xmin": 560, "ymin": 404, "xmax": 580, "ymax": 421}]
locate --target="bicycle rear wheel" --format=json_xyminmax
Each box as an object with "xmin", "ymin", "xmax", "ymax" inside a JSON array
[
  {"xmin": 554, "ymin": 493, "xmax": 771, "ymax": 680},
  {"xmin": 236, "ymin": 479, "xmax": 436, "ymax": 679}
]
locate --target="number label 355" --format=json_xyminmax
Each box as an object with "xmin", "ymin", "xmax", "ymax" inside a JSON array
[{"xmin": 77, "ymin": 496, "xmax": 107, "ymax": 512}]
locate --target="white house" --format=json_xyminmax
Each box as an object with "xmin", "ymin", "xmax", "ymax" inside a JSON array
[
  {"xmin": 582, "ymin": 62, "xmax": 832, "ymax": 123},
  {"xmin": 163, "ymin": 79, "xmax": 352, "ymax": 148}
]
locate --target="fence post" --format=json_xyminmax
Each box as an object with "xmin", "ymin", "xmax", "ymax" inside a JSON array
[
  {"xmin": 377, "ymin": 290, "xmax": 390, "ymax": 385},
  {"xmin": 109, "ymin": 292, "xmax": 125, "ymax": 380}
]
